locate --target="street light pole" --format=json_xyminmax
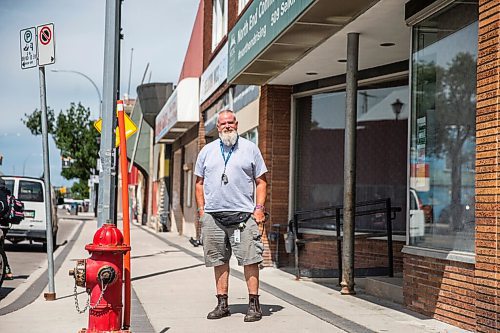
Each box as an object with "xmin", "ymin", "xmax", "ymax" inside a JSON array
[
  {"xmin": 51, "ymin": 69, "xmax": 103, "ymax": 214},
  {"xmin": 50, "ymin": 69, "xmax": 102, "ymax": 118}
]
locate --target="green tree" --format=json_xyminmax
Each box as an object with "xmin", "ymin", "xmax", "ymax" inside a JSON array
[
  {"xmin": 22, "ymin": 102, "xmax": 99, "ymax": 184},
  {"xmin": 70, "ymin": 179, "xmax": 89, "ymax": 200},
  {"xmin": 421, "ymin": 53, "xmax": 477, "ymax": 229}
]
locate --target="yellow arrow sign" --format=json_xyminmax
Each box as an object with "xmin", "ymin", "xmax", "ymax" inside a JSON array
[{"xmin": 94, "ymin": 112, "xmax": 138, "ymax": 147}]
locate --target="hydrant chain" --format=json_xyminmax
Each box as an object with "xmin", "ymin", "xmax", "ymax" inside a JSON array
[
  {"xmin": 74, "ymin": 280, "xmax": 108, "ymax": 314},
  {"xmin": 74, "ymin": 282, "xmax": 90, "ymax": 314}
]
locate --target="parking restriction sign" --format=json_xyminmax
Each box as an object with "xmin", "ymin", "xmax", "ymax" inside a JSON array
[
  {"xmin": 37, "ymin": 23, "xmax": 55, "ymax": 66},
  {"xmin": 20, "ymin": 27, "xmax": 38, "ymax": 69}
]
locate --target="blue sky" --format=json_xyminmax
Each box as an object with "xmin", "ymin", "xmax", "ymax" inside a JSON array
[{"xmin": 0, "ymin": 0, "xmax": 198, "ymax": 186}]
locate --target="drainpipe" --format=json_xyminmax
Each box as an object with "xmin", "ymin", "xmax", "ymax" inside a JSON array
[{"xmin": 341, "ymin": 32, "xmax": 359, "ymax": 295}]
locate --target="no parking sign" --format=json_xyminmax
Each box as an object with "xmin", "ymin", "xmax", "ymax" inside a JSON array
[{"xmin": 37, "ymin": 23, "xmax": 55, "ymax": 66}]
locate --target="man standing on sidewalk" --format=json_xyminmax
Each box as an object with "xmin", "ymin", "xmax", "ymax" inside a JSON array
[{"xmin": 195, "ymin": 110, "xmax": 268, "ymax": 322}]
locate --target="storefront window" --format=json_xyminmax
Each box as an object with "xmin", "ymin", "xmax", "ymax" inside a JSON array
[
  {"xmin": 241, "ymin": 127, "xmax": 258, "ymax": 144},
  {"xmin": 409, "ymin": 1, "xmax": 478, "ymax": 252},
  {"xmin": 212, "ymin": 0, "xmax": 228, "ymax": 50},
  {"xmin": 295, "ymin": 84, "xmax": 409, "ymax": 233}
]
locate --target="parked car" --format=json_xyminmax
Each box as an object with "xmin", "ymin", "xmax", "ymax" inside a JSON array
[
  {"xmin": 409, "ymin": 188, "xmax": 426, "ymax": 238},
  {"xmin": 1, "ymin": 176, "xmax": 58, "ymax": 250}
]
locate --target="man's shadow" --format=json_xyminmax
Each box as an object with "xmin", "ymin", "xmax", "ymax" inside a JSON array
[{"xmin": 229, "ymin": 303, "xmax": 284, "ymax": 317}]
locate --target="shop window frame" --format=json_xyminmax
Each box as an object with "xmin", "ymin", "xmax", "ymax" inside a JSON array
[
  {"xmin": 212, "ymin": 0, "xmax": 228, "ymax": 51},
  {"xmin": 405, "ymin": 0, "xmax": 478, "ymax": 260}
]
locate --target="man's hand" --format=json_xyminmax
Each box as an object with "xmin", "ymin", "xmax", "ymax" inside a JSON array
[
  {"xmin": 197, "ymin": 208, "xmax": 204, "ymax": 219},
  {"xmin": 252, "ymin": 208, "xmax": 266, "ymax": 224}
]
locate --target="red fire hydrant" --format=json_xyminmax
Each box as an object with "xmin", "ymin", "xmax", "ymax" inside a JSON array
[{"xmin": 70, "ymin": 223, "xmax": 131, "ymax": 333}]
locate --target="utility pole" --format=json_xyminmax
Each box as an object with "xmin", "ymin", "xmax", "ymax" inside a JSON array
[{"xmin": 98, "ymin": 0, "xmax": 121, "ymax": 227}]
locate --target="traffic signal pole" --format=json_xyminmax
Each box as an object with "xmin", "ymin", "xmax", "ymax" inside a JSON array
[{"xmin": 97, "ymin": 0, "xmax": 121, "ymax": 227}]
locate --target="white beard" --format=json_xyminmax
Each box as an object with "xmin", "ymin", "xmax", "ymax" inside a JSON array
[{"xmin": 219, "ymin": 130, "xmax": 238, "ymax": 146}]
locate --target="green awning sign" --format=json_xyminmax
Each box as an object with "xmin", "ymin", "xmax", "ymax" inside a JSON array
[{"xmin": 228, "ymin": 0, "xmax": 315, "ymax": 82}]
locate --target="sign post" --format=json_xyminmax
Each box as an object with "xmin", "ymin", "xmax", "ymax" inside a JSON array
[{"xmin": 21, "ymin": 22, "xmax": 57, "ymax": 300}]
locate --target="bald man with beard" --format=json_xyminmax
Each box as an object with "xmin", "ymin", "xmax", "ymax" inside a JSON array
[{"xmin": 195, "ymin": 110, "xmax": 268, "ymax": 322}]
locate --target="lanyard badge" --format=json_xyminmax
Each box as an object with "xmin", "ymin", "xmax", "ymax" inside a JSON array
[{"xmin": 219, "ymin": 137, "xmax": 238, "ymax": 185}]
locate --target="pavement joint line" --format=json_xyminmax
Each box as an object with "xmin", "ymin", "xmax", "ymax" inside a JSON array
[
  {"xmin": 134, "ymin": 223, "xmax": 375, "ymax": 333},
  {"xmin": 0, "ymin": 219, "xmax": 86, "ymax": 316}
]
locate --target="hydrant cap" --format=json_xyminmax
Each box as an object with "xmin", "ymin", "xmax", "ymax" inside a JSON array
[{"xmin": 85, "ymin": 223, "xmax": 130, "ymax": 252}]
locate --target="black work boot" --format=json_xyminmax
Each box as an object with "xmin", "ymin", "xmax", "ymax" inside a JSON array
[
  {"xmin": 244, "ymin": 294, "xmax": 262, "ymax": 322},
  {"xmin": 207, "ymin": 294, "xmax": 230, "ymax": 319}
]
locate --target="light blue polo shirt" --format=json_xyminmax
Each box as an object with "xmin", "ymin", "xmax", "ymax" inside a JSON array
[{"xmin": 194, "ymin": 136, "xmax": 267, "ymax": 213}]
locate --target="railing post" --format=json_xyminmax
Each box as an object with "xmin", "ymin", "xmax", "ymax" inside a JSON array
[
  {"xmin": 386, "ymin": 198, "xmax": 394, "ymax": 277},
  {"xmin": 336, "ymin": 207, "xmax": 342, "ymax": 286},
  {"xmin": 294, "ymin": 213, "xmax": 300, "ymax": 280}
]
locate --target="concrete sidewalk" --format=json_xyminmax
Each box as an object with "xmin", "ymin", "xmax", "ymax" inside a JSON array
[{"xmin": 0, "ymin": 216, "xmax": 471, "ymax": 333}]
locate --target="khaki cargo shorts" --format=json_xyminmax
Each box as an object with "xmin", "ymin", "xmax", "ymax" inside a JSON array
[{"xmin": 200, "ymin": 213, "xmax": 264, "ymax": 267}]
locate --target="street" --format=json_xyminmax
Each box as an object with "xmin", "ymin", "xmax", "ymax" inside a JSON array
[{"xmin": 0, "ymin": 210, "xmax": 80, "ymax": 301}]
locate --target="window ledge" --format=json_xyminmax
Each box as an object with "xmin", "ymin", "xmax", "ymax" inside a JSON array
[{"xmin": 402, "ymin": 245, "xmax": 475, "ymax": 264}]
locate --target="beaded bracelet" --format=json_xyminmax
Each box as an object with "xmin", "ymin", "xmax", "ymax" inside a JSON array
[{"xmin": 255, "ymin": 204, "xmax": 265, "ymax": 211}]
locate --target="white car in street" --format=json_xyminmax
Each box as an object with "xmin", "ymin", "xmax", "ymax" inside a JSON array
[{"xmin": 2, "ymin": 176, "xmax": 58, "ymax": 250}]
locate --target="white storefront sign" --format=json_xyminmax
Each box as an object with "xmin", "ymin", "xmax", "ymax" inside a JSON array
[
  {"xmin": 199, "ymin": 42, "xmax": 228, "ymax": 104},
  {"xmin": 156, "ymin": 77, "xmax": 200, "ymax": 143}
]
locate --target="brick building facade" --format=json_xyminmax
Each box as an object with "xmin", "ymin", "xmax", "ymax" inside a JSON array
[{"xmin": 193, "ymin": 0, "xmax": 499, "ymax": 331}]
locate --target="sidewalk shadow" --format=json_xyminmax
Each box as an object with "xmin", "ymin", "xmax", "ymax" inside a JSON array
[
  {"xmin": 0, "ymin": 287, "xmax": 14, "ymax": 301},
  {"xmin": 229, "ymin": 303, "xmax": 284, "ymax": 317},
  {"xmin": 131, "ymin": 250, "xmax": 181, "ymax": 259},
  {"xmin": 131, "ymin": 263, "xmax": 204, "ymax": 282}
]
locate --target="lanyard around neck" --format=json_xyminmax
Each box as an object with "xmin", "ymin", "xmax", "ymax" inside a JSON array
[{"xmin": 219, "ymin": 137, "xmax": 238, "ymax": 168}]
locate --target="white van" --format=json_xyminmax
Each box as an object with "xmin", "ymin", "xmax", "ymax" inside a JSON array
[{"xmin": 2, "ymin": 176, "xmax": 58, "ymax": 250}]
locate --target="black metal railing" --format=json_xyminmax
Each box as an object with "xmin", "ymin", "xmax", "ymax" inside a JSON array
[{"xmin": 292, "ymin": 198, "xmax": 401, "ymax": 283}]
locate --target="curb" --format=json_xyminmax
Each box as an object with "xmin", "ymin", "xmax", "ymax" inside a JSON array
[{"xmin": 0, "ymin": 218, "xmax": 85, "ymax": 312}]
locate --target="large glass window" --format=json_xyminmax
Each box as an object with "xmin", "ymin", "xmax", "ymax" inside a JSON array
[
  {"xmin": 409, "ymin": 1, "xmax": 478, "ymax": 252},
  {"xmin": 295, "ymin": 84, "xmax": 409, "ymax": 233},
  {"xmin": 212, "ymin": 0, "xmax": 228, "ymax": 51}
]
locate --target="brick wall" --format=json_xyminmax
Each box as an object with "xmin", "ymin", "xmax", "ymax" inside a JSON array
[
  {"xmin": 404, "ymin": 254, "xmax": 476, "ymax": 331},
  {"xmin": 475, "ymin": 1, "xmax": 499, "ymax": 332},
  {"xmin": 259, "ymin": 85, "xmax": 292, "ymax": 266},
  {"xmin": 299, "ymin": 239, "xmax": 404, "ymax": 275}
]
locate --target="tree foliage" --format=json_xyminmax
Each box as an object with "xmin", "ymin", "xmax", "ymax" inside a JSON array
[
  {"xmin": 23, "ymin": 108, "xmax": 56, "ymax": 135},
  {"xmin": 22, "ymin": 102, "xmax": 99, "ymax": 182},
  {"xmin": 71, "ymin": 179, "xmax": 89, "ymax": 200},
  {"xmin": 415, "ymin": 53, "xmax": 477, "ymax": 229}
]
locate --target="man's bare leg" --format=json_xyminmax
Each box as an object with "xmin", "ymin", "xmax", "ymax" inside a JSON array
[
  {"xmin": 215, "ymin": 262, "xmax": 230, "ymax": 294},
  {"xmin": 207, "ymin": 262, "xmax": 231, "ymax": 319},
  {"xmin": 244, "ymin": 263, "xmax": 259, "ymax": 294}
]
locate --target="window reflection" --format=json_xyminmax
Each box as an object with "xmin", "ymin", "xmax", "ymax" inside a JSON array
[
  {"xmin": 296, "ymin": 85, "xmax": 409, "ymax": 233},
  {"xmin": 410, "ymin": 1, "xmax": 478, "ymax": 252}
]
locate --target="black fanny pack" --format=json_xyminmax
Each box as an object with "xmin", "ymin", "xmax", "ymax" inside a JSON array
[{"xmin": 210, "ymin": 211, "xmax": 252, "ymax": 226}]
